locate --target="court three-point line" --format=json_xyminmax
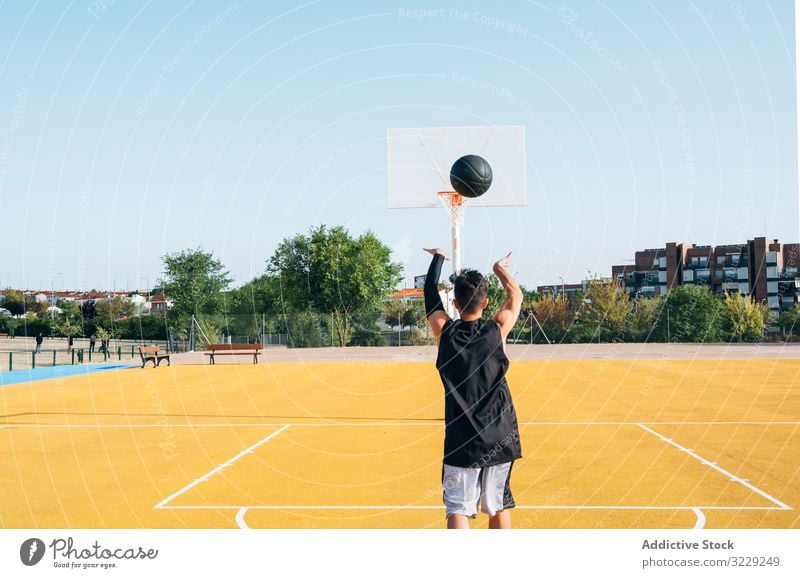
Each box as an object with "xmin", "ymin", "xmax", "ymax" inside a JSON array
[
  {"xmin": 692, "ymin": 508, "xmax": 706, "ymax": 529},
  {"xmin": 154, "ymin": 425, "xmax": 290, "ymax": 509},
  {"xmin": 235, "ymin": 507, "xmax": 250, "ymax": 530},
  {"xmin": 636, "ymin": 423, "xmax": 792, "ymax": 511}
]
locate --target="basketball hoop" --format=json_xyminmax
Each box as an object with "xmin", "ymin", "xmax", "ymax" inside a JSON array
[
  {"xmin": 437, "ymin": 191, "xmax": 465, "ymax": 227},
  {"xmin": 438, "ymin": 191, "xmax": 465, "ymax": 276},
  {"xmin": 386, "ymin": 125, "xmax": 527, "ymax": 278}
]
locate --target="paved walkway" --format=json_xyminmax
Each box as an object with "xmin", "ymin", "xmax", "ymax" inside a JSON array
[{"xmin": 170, "ymin": 342, "xmax": 800, "ymax": 364}]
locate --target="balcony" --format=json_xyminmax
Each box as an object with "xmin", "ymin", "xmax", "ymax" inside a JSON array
[
  {"xmin": 695, "ymin": 270, "xmax": 711, "ymax": 285},
  {"xmin": 717, "ymin": 255, "xmax": 748, "ymax": 268},
  {"xmin": 684, "ymin": 261, "xmax": 709, "ymax": 270}
]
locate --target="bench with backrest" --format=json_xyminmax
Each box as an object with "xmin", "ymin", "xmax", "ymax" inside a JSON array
[
  {"xmin": 139, "ymin": 346, "xmax": 171, "ymax": 368},
  {"xmin": 204, "ymin": 343, "xmax": 262, "ymax": 364}
]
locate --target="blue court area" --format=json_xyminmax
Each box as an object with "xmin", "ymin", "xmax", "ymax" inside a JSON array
[{"xmin": 0, "ymin": 362, "xmax": 137, "ymax": 386}]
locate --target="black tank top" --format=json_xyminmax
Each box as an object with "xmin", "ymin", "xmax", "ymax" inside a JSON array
[{"xmin": 436, "ymin": 318, "xmax": 522, "ymax": 467}]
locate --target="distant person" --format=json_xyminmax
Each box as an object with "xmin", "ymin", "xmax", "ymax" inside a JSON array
[
  {"xmin": 67, "ymin": 335, "xmax": 73, "ymax": 353},
  {"xmin": 35, "ymin": 332, "xmax": 43, "ymax": 352},
  {"xmin": 89, "ymin": 334, "xmax": 96, "ymax": 353}
]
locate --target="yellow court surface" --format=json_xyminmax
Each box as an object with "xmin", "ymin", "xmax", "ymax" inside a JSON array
[{"xmin": 1, "ymin": 352, "xmax": 798, "ymax": 529}]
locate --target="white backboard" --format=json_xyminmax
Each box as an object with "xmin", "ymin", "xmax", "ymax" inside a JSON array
[{"xmin": 387, "ymin": 125, "xmax": 526, "ymax": 208}]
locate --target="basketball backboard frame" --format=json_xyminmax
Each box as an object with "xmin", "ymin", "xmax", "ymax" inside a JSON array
[{"xmin": 386, "ymin": 124, "xmax": 526, "ymax": 209}]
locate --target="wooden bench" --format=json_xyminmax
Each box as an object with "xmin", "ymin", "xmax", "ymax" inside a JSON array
[
  {"xmin": 139, "ymin": 346, "xmax": 171, "ymax": 368},
  {"xmin": 203, "ymin": 343, "xmax": 262, "ymax": 364}
]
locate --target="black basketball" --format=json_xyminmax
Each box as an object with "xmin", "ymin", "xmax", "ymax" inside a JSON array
[{"xmin": 449, "ymin": 155, "xmax": 493, "ymax": 198}]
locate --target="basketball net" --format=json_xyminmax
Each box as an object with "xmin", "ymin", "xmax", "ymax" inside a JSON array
[{"xmin": 438, "ymin": 191, "xmax": 465, "ymax": 278}]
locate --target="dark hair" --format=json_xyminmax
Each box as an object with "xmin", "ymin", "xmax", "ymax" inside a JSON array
[{"xmin": 450, "ymin": 269, "xmax": 488, "ymax": 314}]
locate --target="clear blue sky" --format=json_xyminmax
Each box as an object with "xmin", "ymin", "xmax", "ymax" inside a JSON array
[{"xmin": 0, "ymin": 0, "xmax": 797, "ymax": 292}]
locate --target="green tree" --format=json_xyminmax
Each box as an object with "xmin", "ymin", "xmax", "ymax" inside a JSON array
[
  {"xmin": 578, "ymin": 279, "xmax": 631, "ymax": 342},
  {"xmin": 269, "ymin": 226, "xmax": 402, "ymax": 346},
  {"xmin": 721, "ymin": 292, "xmax": 767, "ymax": 342},
  {"xmin": 161, "ymin": 248, "xmax": 232, "ymax": 333},
  {"xmin": 777, "ymin": 304, "xmax": 800, "ymax": 339},
  {"xmin": 383, "ymin": 300, "xmax": 403, "ymax": 329},
  {"xmin": 486, "ymin": 275, "xmax": 505, "ymax": 314},
  {"xmin": 1, "ymin": 290, "xmax": 28, "ymax": 316},
  {"xmin": 348, "ymin": 306, "xmax": 385, "ymax": 346},
  {"xmin": 654, "ymin": 285, "xmax": 723, "ymax": 342},
  {"xmin": 95, "ymin": 325, "xmax": 112, "ymax": 343},
  {"xmin": 56, "ymin": 318, "xmax": 83, "ymax": 339},
  {"xmin": 531, "ymin": 293, "xmax": 574, "ymax": 343},
  {"xmin": 57, "ymin": 300, "xmax": 82, "ymax": 319},
  {"xmin": 402, "ymin": 300, "xmax": 427, "ymax": 328},
  {"xmin": 520, "ymin": 286, "xmax": 539, "ymax": 303},
  {"xmin": 226, "ymin": 274, "xmax": 283, "ymax": 315},
  {"xmin": 222, "ymin": 274, "xmax": 285, "ymax": 342},
  {"xmin": 94, "ymin": 296, "xmax": 136, "ymax": 321},
  {"xmin": 625, "ymin": 295, "xmax": 665, "ymax": 342}
]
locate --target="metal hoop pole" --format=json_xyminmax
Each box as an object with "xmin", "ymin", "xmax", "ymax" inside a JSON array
[
  {"xmin": 438, "ymin": 192, "xmax": 464, "ymax": 279},
  {"xmin": 452, "ymin": 206, "xmax": 461, "ymax": 278}
]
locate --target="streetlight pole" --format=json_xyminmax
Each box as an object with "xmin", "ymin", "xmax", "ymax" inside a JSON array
[{"xmin": 558, "ymin": 276, "xmax": 565, "ymax": 296}]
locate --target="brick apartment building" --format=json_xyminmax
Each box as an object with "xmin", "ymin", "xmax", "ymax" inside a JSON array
[{"xmin": 608, "ymin": 236, "xmax": 799, "ymax": 311}]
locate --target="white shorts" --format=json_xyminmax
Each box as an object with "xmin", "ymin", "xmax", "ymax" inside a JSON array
[{"xmin": 442, "ymin": 461, "xmax": 515, "ymax": 518}]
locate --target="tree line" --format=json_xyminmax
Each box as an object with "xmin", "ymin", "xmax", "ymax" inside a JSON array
[
  {"xmin": 2, "ymin": 224, "xmax": 799, "ymax": 346},
  {"xmin": 523, "ymin": 280, "xmax": 796, "ymax": 344}
]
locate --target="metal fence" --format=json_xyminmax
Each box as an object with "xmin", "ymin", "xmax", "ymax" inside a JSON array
[
  {"xmin": 1, "ymin": 345, "xmax": 141, "ymax": 372},
  {"xmin": 0, "ymin": 336, "xmax": 173, "ymax": 372}
]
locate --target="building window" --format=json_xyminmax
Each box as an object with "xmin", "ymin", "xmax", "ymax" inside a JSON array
[{"xmin": 723, "ymin": 268, "xmax": 738, "ymax": 282}]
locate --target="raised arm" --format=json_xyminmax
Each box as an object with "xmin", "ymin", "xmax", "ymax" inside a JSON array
[
  {"xmin": 491, "ymin": 252, "xmax": 523, "ymax": 341},
  {"xmin": 423, "ymin": 248, "xmax": 451, "ymax": 342}
]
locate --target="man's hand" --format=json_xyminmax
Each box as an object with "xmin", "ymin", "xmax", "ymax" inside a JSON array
[
  {"xmin": 491, "ymin": 251, "xmax": 522, "ymax": 343},
  {"xmin": 493, "ymin": 251, "xmax": 512, "ymax": 274},
  {"xmin": 424, "ymin": 248, "xmax": 450, "ymax": 259}
]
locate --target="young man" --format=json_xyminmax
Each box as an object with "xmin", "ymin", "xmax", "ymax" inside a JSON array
[{"xmin": 423, "ymin": 248, "xmax": 523, "ymax": 529}]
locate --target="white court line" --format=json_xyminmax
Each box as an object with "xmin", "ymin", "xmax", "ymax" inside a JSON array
[
  {"xmin": 637, "ymin": 423, "xmax": 792, "ymax": 511},
  {"xmin": 153, "ymin": 424, "xmax": 290, "ymax": 509},
  {"xmin": 158, "ymin": 504, "xmax": 786, "ymax": 511},
  {"xmin": 235, "ymin": 507, "xmax": 250, "ymax": 530},
  {"xmin": 692, "ymin": 508, "xmax": 706, "ymax": 529},
  {"xmin": 5, "ymin": 420, "xmax": 800, "ymax": 429}
]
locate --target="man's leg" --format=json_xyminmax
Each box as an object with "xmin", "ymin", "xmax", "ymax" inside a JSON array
[
  {"xmin": 447, "ymin": 514, "xmax": 470, "ymax": 529},
  {"xmin": 481, "ymin": 461, "xmax": 515, "ymax": 529},
  {"xmin": 443, "ymin": 464, "xmax": 480, "ymax": 529},
  {"xmin": 488, "ymin": 509, "xmax": 511, "ymax": 529}
]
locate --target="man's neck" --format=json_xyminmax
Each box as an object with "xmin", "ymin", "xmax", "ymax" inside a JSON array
[{"xmin": 459, "ymin": 311, "xmax": 483, "ymax": 322}]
